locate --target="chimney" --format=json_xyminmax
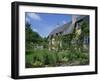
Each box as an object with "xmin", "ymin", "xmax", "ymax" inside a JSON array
[{"xmin": 72, "ymin": 15, "xmax": 77, "ymax": 24}]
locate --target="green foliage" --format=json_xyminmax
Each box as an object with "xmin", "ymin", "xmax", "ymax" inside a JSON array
[
  {"xmin": 32, "ymin": 61, "xmax": 44, "ymax": 67},
  {"xmin": 47, "ymin": 52, "xmax": 57, "ymax": 66},
  {"xmin": 26, "ymin": 49, "xmax": 89, "ymax": 68},
  {"xmin": 78, "ymin": 53, "xmax": 89, "ymax": 65},
  {"xmin": 25, "ymin": 21, "xmax": 89, "ymax": 67},
  {"xmin": 25, "ymin": 22, "xmax": 43, "ymax": 50},
  {"xmin": 32, "ymin": 50, "xmax": 45, "ymax": 64},
  {"xmin": 25, "ymin": 16, "xmax": 89, "ymax": 68},
  {"xmin": 25, "ymin": 52, "xmax": 33, "ymax": 64},
  {"xmin": 57, "ymin": 51, "xmax": 67, "ymax": 62},
  {"xmin": 81, "ymin": 21, "xmax": 89, "ymax": 36}
]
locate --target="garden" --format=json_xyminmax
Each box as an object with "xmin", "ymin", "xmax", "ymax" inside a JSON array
[
  {"xmin": 25, "ymin": 21, "xmax": 89, "ymax": 68},
  {"xmin": 26, "ymin": 48, "xmax": 89, "ymax": 68}
]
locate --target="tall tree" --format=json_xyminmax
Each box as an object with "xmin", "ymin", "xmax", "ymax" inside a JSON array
[{"xmin": 25, "ymin": 22, "xmax": 43, "ymax": 50}]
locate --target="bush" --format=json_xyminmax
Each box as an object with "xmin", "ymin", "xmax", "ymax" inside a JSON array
[
  {"xmin": 26, "ymin": 50, "xmax": 34, "ymax": 55},
  {"xmin": 32, "ymin": 50, "xmax": 45, "ymax": 65},
  {"xmin": 78, "ymin": 53, "xmax": 89, "ymax": 65},
  {"xmin": 25, "ymin": 52, "xmax": 33, "ymax": 63},
  {"xmin": 26, "ymin": 49, "xmax": 89, "ymax": 68},
  {"xmin": 25, "ymin": 63, "xmax": 33, "ymax": 68},
  {"xmin": 47, "ymin": 52, "xmax": 57, "ymax": 66},
  {"xmin": 32, "ymin": 61, "xmax": 44, "ymax": 67},
  {"xmin": 31, "ymin": 49, "xmax": 57, "ymax": 67},
  {"xmin": 57, "ymin": 51, "xmax": 69, "ymax": 64}
]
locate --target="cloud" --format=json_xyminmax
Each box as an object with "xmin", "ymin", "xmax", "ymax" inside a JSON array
[
  {"xmin": 26, "ymin": 13, "xmax": 42, "ymax": 21},
  {"xmin": 62, "ymin": 20, "xmax": 67, "ymax": 24},
  {"xmin": 33, "ymin": 28, "xmax": 38, "ymax": 32}
]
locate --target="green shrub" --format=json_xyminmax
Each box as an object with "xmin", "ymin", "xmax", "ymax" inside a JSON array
[
  {"xmin": 32, "ymin": 61, "xmax": 44, "ymax": 67},
  {"xmin": 26, "ymin": 48, "xmax": 89, "ymax": 67},
  {"xmin": 57, "ymin": 51, "xmax": 68, "ymax": 63},
  {"xmin": 32, "ymin": 50, "xmax": 45, "ymax": 65},
  {"xmin": 78, "ymin": 53, "xmax": 89, "ymax": 65},
  {"xmin": 47, "ymin": 52, "xmax": 57, "ymax": 66},
  {"xmin": 26, "ymin": 50, "xmax": 34, "ymax": 55},
  {"xmin": 25, "ymin": 53, "xmax": 33, "ymax": 63}
]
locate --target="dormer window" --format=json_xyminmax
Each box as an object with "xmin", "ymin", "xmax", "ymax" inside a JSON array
[
  {"xmin": 59, "ymin": 31, "xmax": 62, "ymax": 34},
  {"xmin": 56, "ymin": 33, "xmax": 58, "ymax": 36}
]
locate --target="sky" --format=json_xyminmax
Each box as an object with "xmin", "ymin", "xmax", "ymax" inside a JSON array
[{"xmin": 25, "ymin": 12, "xmax": 72, "ymax": 38}]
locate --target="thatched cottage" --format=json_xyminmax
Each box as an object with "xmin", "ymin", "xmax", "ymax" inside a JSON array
[{"xmin": 48, "ymin": 15, "xmax": 89, "ymax": 51}]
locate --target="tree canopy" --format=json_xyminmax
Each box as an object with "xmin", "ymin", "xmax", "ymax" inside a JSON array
[{"xmin": 25, "ymin": 22, "xmax": 43, "ymax": 50}]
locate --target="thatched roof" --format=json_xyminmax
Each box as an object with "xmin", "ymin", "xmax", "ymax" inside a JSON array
[{"xmin": 48, "ymin": 15, "xmax": 89, "ymax": 38}]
